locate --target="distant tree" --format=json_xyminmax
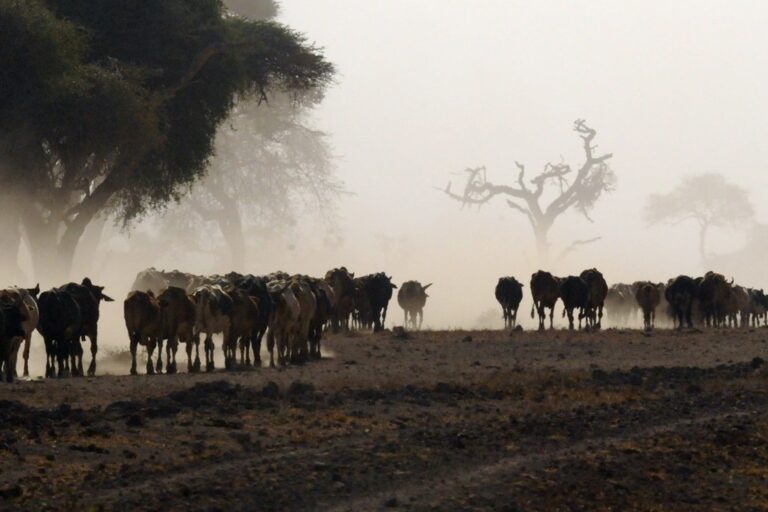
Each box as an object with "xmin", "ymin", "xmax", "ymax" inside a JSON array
[
  {"xmin": 0, "ymin": 0, "xmax": 333, "ymax": 281},
  {"xmin": 645, "ymin": 173, "xmax": 754, "ymax": 260},
  {"xmin": 444, "ymin": 120, "xmax": 614, "ymax": 262},
  {"xmin": 158, "ymin": 93, "xmax": 344, "ymax": 270}
]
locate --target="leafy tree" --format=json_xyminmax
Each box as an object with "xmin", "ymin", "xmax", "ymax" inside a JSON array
[
  {"xmin": 157, "ymin": 93, "xmax": 344, "ymax": 269},
  {"xmin": 445, "ymin": 120, "xmax": 614, "ymax": 262},
  {"xmin": 645, "ymin": 173, "xmax": 754, "ymax": 259},
  {"xmin": 0, "ymin": 0, "xmax": 333, "ymax": 281}
]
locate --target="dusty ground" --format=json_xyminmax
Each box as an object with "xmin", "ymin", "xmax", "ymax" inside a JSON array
[{"xmin": 1, "ymin": 328, "xmax": 768, "ymax": 511}]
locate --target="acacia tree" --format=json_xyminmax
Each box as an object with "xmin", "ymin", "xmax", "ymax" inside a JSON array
[
  {"xmin": 158, "ymin": 93, "xmax": 343, "ymax": 270},
  {"xmin": 644, "ymin": 173, "xmax": 754, "ymax": 260},
  {"xmin": 445, "ymin": 120, "xmax": 614, "ymax": 262},
  {"xmin": 0, "ymin": 0, "xmax": 333, "ymax": 282}
]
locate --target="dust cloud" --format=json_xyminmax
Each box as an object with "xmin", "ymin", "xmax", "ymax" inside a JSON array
[{"xmin": 4, "ymin": 1, "xmax": 768, "ymax": 356}]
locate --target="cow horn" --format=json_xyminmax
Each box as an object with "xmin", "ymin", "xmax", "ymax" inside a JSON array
[
  {"xmin": 423, "ymin": 283, "xmax": 433, "ymax": 290},
  {"xmin": 728, "ymin": 277, "xmax": 734, "ymax": 285}
]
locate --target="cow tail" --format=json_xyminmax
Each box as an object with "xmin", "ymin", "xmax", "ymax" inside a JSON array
[{"xmin": 530, "ymin": 302, "xmax": 535, "ymax": 319}]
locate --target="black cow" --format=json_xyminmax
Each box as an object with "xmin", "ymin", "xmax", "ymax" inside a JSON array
[
  {"xmin": 0, "ymin": 304, "xmax": 27, "ymax": 382},
  {"xmin": 236, "ymin": 275, "xmax": 274, "ymax": 364},
  {"xmin": 359, "ymin": 273, "xmax": 397, "ymax": 332},
  {"xmin": 495, "ymin": 277, "xmax": 524, "ymax": 330},
  {"xmin": 665, "ymin": 275, "xmax": 698, "ymax": 329},
  {"xmin": 559, "ymin": 276, "xmax": 589, "ymax": 330},
  {"xmin": 37, "ymin": 288, "xmax": 82, "ymax": 378},
  {"xmin": 58, "ymin": 278, "xmax": 114, "ymax": 376},
  {"xmin": 580, "ymin": 268, "xmax": 608, "ymax": 330},
  {"xmin": 530, "ymin": 271, "xmax": 560, "ymax": 331}
]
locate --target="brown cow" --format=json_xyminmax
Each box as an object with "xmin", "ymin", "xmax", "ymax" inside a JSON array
[
  {"xmin": 530, "ymin": 271, "xmax": 560, "ymax": 331},
  {"xmin": 158, "ymin": 286, "xmax": 199, "ymax": 373},
  {"xmin": 0, "ymin": 285, "xmax": 38, "ymax": 378},
  {"xmin": 124, "ymin": 291, "xmax": 163, "ymax": 375},
  {"xmin": 227, "ymin": 288, "xmax": 260, "ymax": 369},
  {"xmin": 266, "ymin": 281, "xmax": 301, "ymax": 367},
  {"xmin": 633, "ymin": 281, "xmax": 662, "ymax": 331},
  {"xmin": 325, "ymin": 267, "xmax": 355, "ymax": 332}
]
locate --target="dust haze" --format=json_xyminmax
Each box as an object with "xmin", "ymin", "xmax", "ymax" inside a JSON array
[{"xmin": 4, "ymin": 0, "xmax": 768, "ymax": 348}]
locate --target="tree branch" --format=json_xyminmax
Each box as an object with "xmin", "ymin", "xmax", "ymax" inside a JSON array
[{"xmin": 557, "ymin": 236, "xmax": 602, "ymax": 261}]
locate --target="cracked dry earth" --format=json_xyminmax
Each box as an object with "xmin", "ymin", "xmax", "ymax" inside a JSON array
[{"xmin": 2, "ymin": 328, "xmax": 768, "ymax": 511}]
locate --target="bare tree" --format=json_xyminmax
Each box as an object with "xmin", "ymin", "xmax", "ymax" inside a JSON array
[
  {"xmin": 645, "ymin": 173, "xmax": 754, "ymax": 260},
  {"xmin": 444, "ymin": 120, "xmax": 614, "ymax": 262}
]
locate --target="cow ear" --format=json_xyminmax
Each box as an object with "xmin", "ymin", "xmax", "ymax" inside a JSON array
[
  {"xmin": 350, "ymin": 273, "xmax": 355, "ymax": 278},
  {"xmin": 29, "ymin": 284, "xmax": 40, "ymax": 297},
  {"xmin": 391, "ymin": 283, "xmax": 398, "ymax": 289},
  {"xmin": 102, "ymin": 293, "xmax": 115, "ymax": 302},
  {"xmin": 423, "ymin": 283, "xmax": 433, "ymax": 290}
]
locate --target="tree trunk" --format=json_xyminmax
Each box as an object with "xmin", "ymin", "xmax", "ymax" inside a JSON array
[
  {"xmin": 0, "ymin": 203, "xmax": 25, "ymax": 283},
  {"xmin": 699, "ymin": 222, "xmax": 709, "ymax": 261},
  {"xmin": 217, "ymin": 202, "xmax": 246, "ymax": 271}
]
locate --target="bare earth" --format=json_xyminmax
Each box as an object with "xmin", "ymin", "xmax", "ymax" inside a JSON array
[{"xmin": 1, "ymin": 328, "xmax": 768, "ymax": 511}]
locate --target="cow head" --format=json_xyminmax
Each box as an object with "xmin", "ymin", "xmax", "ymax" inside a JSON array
[
  {"xmin": 27, "ymin": 284, "xmax": 40, "ymax": 298},
  {"xmin": 82, "ymin": 278, "xmax": 114, "ymax": 302}
]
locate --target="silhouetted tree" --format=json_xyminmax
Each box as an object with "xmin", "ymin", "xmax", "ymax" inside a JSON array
[
  {"xmin": 645, "ymin": 173, "xmax": 754, "ymax": 260},
  {"xmin": 0, "ymin": 0, "xmax": 333, "ymax": 281},
  {"xmin": 445, "ymin": 120, "xmax": 614, "ymax": 262},
  {"xmin": 159, "ymin": 93, "xmax": 344, "ymax": 270}
]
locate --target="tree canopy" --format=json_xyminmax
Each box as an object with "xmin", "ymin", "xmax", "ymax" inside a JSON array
[
  {"xmin": 0, "ymin": 0, "xmax": 334, "ymax": 279},
  {"xmin": 645, "ymin": 173, "xmax": 754, "ymax": 259}
]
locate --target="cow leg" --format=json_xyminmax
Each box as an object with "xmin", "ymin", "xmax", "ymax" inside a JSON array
[
  {"xmin": 267, "ymin": 330, "xmax": 276, "ymax": 368},
  {"xmin": 87, "ymin": 326, "xmax": 98, "ymax": 377},
  {"xmin": 130, "ymin": 334, "xmax": 139, "ymax": 376},
  {"xmin": 205, "ymin": 334, "xmax": 215, "ymax": 372},
  {"xmin": 156, "ymin": 338, "xmax": 164, "ymax": 373},
  {"xmin": 146, "ymin": 338, "xmax": 156, "ymax": 375},
  {"xmin": 549, "ymin": 307, "xmax": 555, "ymax": 330},
  {"xmin": 44, "ymin": 337, "xmax": 54, "ymax": 378},
  {"xmin": 22, "ymin": 333, "xmax": 31, "ymax": 378},
  {"xmin": 252, "ymin": 329, "xmax": 263, "ymax": 365}
]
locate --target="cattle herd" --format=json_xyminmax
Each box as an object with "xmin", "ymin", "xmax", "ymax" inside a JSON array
[
  {"xmin": 496, "ymin": 269, "xmax": 768, "ymax": 332},
  {"xmin": 0, "ymin": 266, "xmax": 764, "ymax": 382}
]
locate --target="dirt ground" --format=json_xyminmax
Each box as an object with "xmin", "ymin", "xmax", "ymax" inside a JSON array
[{"xmin": 1, "ymin": 328, "xmax": 768, "ymax": 511}]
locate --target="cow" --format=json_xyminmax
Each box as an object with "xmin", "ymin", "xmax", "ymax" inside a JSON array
[
  {"xmin": 131, "ymin": 268, "xmax": 169, "ymax": 295},
  {"xmin": 559, "ymin": 276, "xmax": 588, "ymax": 330},
  {"xmin": 358, "ymin": 273, "xmax": 397, "ymax": 332},
  {"xmin": 353, "ymin": 277, "xmax": 373, "ymax": 330},
  {"xmin": 748, "ymin": 288, "xmax": 768, "ymax": 327},
  {"xmin": 227, "ymin": 288, "xmax": 260, "ymax": 369},
  {"xmin": 287, "ymin": 277, "xmax": 317, "ymax": 363},
  {"xmin": 325, "ymin": 267, "xmax": 355, "ymax": 332},
  {"xmin": 124, "ymin": 290, "xmax": 163, "ymax": 375},
  {"xmin": 0, "ymin": 303, "xmax": 26, "ymax": 382},
  {"xmin": 306, "ymin": 277, "xmax": 334, "ymax": 359},
  {"xmin": 57, "ymin": 278, "xmax": 114, "ymax": 376},
  {"xmin": 0, "ymin": 285, "xmax": 39, "ymax": 377},
  {"xmin": 579, "ymin": 269, "xmax": 608, "ymax": 330},
  {"xmin": 157, "ymin": 286, "xmax": 199, "ymax": 373},
  {"xmin": 235, "ymin": 275, "xmax": 273, "ymax": 365},
  {"xmin": 530, "ymin": 270, "xmax": 560, "ymax": 331},
  {"xmin": 398, "ymin": 280, "xmax": 432, "ymax": 330},
  {"xmin": 633, "ymin": 281, "xmax": 662, "ymax": 331},
  {"xmin": 605, "ymin": 283, "xmax": 637, "ymax": 328},
  {"xmin": 697, "ymin": 271, "xmax": 733, "ymax": 327},
  {"xmin": 266, "ymin": 280, "xmax": 301, "ymax": 367},
  {"xmin": 495, "ymin": 277, "xmax": 523, "ymax": 330},
  {"xmin": 193, "ymin": 285, "xmax": 233, "ymax": 371},
  {"xmin": 37, "ymin": 288, "xmax": 81, "ymax": 378},
  {"xmin": 727, "ymin": 285, "xmax": 751, "ymax": 328},
  {"xmin": 665, "ymin": 275, "xmax": 698, "ymax": 329}
]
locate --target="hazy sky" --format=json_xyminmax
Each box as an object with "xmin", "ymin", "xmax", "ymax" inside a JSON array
[{"xmin": 241, "ymin": 1, "xmax": 767, "ymax": 327}]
